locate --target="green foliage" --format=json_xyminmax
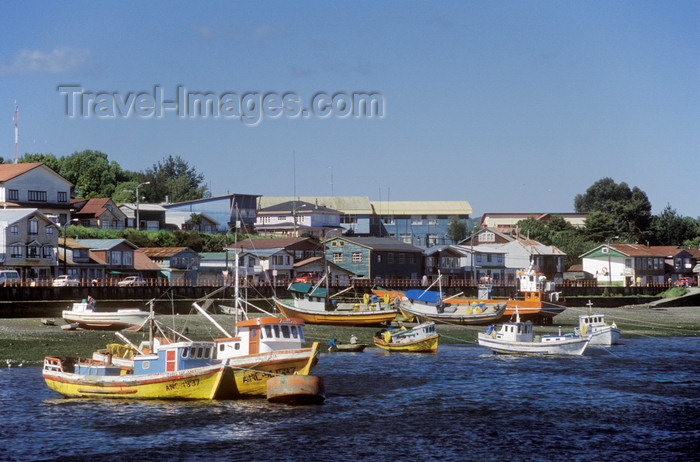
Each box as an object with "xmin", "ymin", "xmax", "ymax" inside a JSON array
[
  {"xmin": 516, "ymin": 216, "xmax": 596, "ymax": 268},
  {"xmin": 58, "ymin": 150, "xmax": 135, "ymax": 198},
  {"xmin": 657, "ymin": 287, "xmax": 688, "ymax": 298},
  {"xmin": 648, "ymin": 205, "xmax": 700, "ymax": 246},
  {"xmin": 18, "ymin": 153, "xmax": 61, "ymax": 171},
  {"xmin": 142, "ymin": 155, "xmax": 209, "ymax": 203},
  {"xmin": 575, "ymin": 178, "xmax": 651, "ymax": 242},
  {"xmin": 446, "ymin": 216, "xmax": 467, "ymax": 244}
]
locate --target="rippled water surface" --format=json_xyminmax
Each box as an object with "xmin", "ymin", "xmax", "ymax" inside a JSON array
[{"xmin": 1, "ymin": 337, "xmax": 699, "ymax": 461}]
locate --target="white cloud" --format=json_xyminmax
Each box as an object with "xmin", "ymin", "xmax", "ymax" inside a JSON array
[{"xmin": 0, "ymin": 47, "xmax": 91, "ymax": 75}]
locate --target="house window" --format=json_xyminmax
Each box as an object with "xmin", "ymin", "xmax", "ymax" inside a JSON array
[
  {"xmin": 111, "ymin": 251, "xmax": 122, "ymax": 265},
  {"xmin": 428, "ymin": 215, "xmax": 438, "ymax": 225},
  {"xmin": 340, "ymin": 214, "xmax": 357, "ymax": 224},
  {"xmin": 383, "ymin": 216, "xmax": 394, "ymax": 225},
  {"xmin": 28, "ymin": 190, "xmax": 47, "ymax": 202},
  {"xmin": 10, "ymin": 225, "xmax": 18, "ymax": 234},
  {"xmin": 43, "ymin": 246, "xmax": 53, "ymax": 258},
  {"xmin": 333, "ymin": 253, "xmax": 343, "ymax": 263},
  {"xmin": 29, "ymin": 219, "xmax": 38, "ymax": 235},
  {"xmin": 398, "ymin": 253, "xmax": 405, "ymax": 264},
  {"xmin": 497, "ymin": 254, "xmax": 503, "ymax": 263},
  {"xmin": 8, "ymin": 189, "xmax": 19, "ymax": 201},
  {"xmin": 387, "ymin": 253, "xmax": 394, "ymax": 264},
  {"xmin": 487, "ymin": 254, "xmax": 492, "ymax": 263},
  {"xmin": 476, "ymin": 254, "xmax": 482, "ymax": 262},
  {"xmin": 57, "ymin": 191, "xmax": 68, "ymax": 203},
  {"xmin": 426, "ymin": 256, "xmax": 434, "ymax": 266},
  {"xmin": 352, "ymin": 252, "xmax": 362, "ymax": 263},
  {"xmin": 10, "ymin": 245, "xmax": 22, "ymax": 258},
  {"xmin": 27, "ymin": 245, "xmax": 40, "ymax": 258},
  {"xmin": 427, "ymin": 234, "xmax": 437, "ymax": 246},
  {"xmin": 411, "ymin": 215, "xmax": 422, "ymax": 225},
  {"xmin": 377, "ymin": 254, "xmax": 382, "ymax": 263},
  {"xmin": 400, "ymin": 233, "xmax": 411, "ymax": 244},
  {"xmin": 479, "ymin": 232, "xmax": 495, "ymax": 243},
  {"xmin": 46, "ymin": 226, "xmax": 54, "ymax": 235}
]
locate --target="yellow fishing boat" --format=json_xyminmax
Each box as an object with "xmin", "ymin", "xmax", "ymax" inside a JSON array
[{"xmin": 373, "ymin": 322, "xmax": 439, "ymax": 353}]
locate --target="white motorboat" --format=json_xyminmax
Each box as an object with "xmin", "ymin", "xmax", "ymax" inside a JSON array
[
  {"xmin": 574, "ymin": 313, "xmax": 620, "ymax": 346},
  {"xmin": 478, "ymin": 312, "xmax": 590, "ymax": 355},
  {"xmin": 62, "ymin": 301, "xmax": 149, "ymax": 332}
]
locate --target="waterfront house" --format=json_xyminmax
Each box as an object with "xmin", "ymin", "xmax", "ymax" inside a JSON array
[
  {"xmin": 0, "ymin": 162, "xmax": 73, "ymax": 225},
  {"xmin": 227, "ymin": 237, "xmax": 324, "ymax": 263},
  {"xmin": 139, "ymin": 247, "xmax": 201, "ymax": 284},
  {"xmin": 76, "ymin": 238, "xmax": 161, "ymax": 282},
  {"xmin": 293, "ymin": 256, "xmax": 354, "ymax": 286},
  {"xmin": 0, "ymin": 208, "xmax": 58, "ymax": 280},
  {"xmin": 324, "ymin": 236, "xmax": 423, "ymax": 280},
  {"xmin": 118, "ymin": 203, "xmax": 167, "ymax": 230},
  {"xmin": 258, "ymin": 196, "xmax": 472, "ymax": 248},
  {"xmin": 72, "ymin": 198, "xmax": 127, "ymax": 229},
  {"xmin": 57, "ymin": 237, "xmax": 107, "ymax": 282},
  {"xmin": 255, "ymin": 200, "xmax": 343, "ymax": 238}
]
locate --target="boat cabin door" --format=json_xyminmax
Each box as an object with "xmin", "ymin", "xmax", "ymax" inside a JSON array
[
  {"xmin": 249, "ymin": 327, "xmax": 260, "ymax": 354},
  {"xmin": 166, "ymin": 349, "xmax": 176, "ymax": 371}
]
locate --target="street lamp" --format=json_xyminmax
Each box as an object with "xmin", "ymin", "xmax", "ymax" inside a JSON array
[
  {"xmin": 606, "ymin": 236, "xmax": 619, "ymax": 286},
  {"xmin": 135, "ymin": 181, "xmax": 150, "ymax": 230}
]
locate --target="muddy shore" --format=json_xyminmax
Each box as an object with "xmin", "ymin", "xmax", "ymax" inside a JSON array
[{"xmin": 1, "ymin": 304, "xmax": 698, "ymax": 366}]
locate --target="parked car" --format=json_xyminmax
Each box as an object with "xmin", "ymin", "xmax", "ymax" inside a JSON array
[
  {"xmin": 0, "ymin": 270, "xmax": 21, "ymax": 285},
  {"xmin": 52, "ymin": 275, "xmax": 80, "ymax": 287},
  {"xmin": 294, "ymin": 272, "xmax": 320, "ymax": 283},
  {"xmin": 118, "ymin": 276, "xmax": 147, "ymax": 286},
  {"xmin": 673, "ymin": 276, "xmax": 697, "ymax": 287}
]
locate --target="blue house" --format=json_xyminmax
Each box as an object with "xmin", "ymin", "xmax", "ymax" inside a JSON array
[
  {"xmin": 164, "ymin": 194, "xmax": 260, "ymax": 233},
  {"xmin": 324, "ymin": 236, "xmax": 423, "ymax": 280}
]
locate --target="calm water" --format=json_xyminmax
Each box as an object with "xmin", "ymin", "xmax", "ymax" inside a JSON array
[{"xmin": 1, "ymin": 337, "xmax": 699, "ymax": 461}]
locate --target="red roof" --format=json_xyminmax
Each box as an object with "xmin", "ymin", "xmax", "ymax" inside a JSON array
[
  {"xmin": 72, "ymin": 198, "xmax": 114, "ymax": 218},
  {"xmin": 0, "ymin": 162, "xmax": 44, "ymax": 182}
]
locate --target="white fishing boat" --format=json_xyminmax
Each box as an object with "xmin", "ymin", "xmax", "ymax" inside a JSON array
[
  {"xmin": 574, "ymin": 313, "xmax": 620, "ymax": 346},
  {"xmin": 478, "ymin": 312, "xmax": 590, "ymax": 355},
  {"xmin": 62, "ymin": 300, "xmax": 149, "ymax": 332}
]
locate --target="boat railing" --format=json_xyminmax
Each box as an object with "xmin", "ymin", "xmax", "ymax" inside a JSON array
[{"xmin": 43, "ymin": 357, "xmax": 64, "ymax": 372}]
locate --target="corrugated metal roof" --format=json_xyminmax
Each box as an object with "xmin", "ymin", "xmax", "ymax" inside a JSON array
[
  {"xmin": 139, "ymin": 247, "xmax": 193, "ymax": 258},
  {"xmin": 332, "ymin": 236, "xmax": 423, "ymax": 252}
]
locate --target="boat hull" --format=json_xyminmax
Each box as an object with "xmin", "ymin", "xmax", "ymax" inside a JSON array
[
  {"xmin": 62, "ymin": 309, "xmax": 149, "ymax": 332},
  {"xmin": 334, "ymin": 343, "xmax": 367, "ymax": 352},
  {"xmin": 373, "ymin": 334, "xmax": 439, "ymax": 353},
  {"xmin": 273, "ymin": 298, "xmax": 397, "ymax": 326},
  {"xmin": 477, "ymin": 334, "xmax": 590, "ymax": 355},
  {"xmin": 398, "ymin": 301, "xmax": 506, "ymax": 326},
  {"xmin": 43, "ymin": 358, "xmax": 225, "ymax": 399},
  {"xmin": 216, "ymin": 347, "xmax": 319, "ymax": 399}
]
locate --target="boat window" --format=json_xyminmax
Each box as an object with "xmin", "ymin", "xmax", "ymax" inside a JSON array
[
  {"xmin": 251, "ymin": 328, "xmax": 257, "ymax": 338},
  {"xmin": 235, "ymin": 343, "xmax": 240, "ymax": 350},
  {"xmin": 181, "ymin": 349, "xmax": 188, "ymax": 358},
  {"xmin": 205, "ymin": 347, "xmax": 211, "ymax": 358},
  {"xmin": 264, "ymin": 326, "xmax": 272, "ymax": 338},
  {"xmin": 197, "ymin": 347, "xmax": 204, "ymax": 358},
  {"xmin": 281, "ymin": 325, "xmax": 290, "ymax": 338},
  {"xmin": 274, "ymin": 325, "xmax": 280, "ymax": 338},
  {"xmin": 219, "ymin": 344, "xmax": 225, "ymax": 352},
  {"xmin": 291, "ymin": 326, "xmax": 298, "ymax": 338}
]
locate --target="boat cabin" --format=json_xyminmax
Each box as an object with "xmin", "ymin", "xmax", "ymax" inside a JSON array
[
  {"xmin": 131, "ymin": 341, "xmax": 217, "ymax": 374},
  {"xmin": 579, "ymin": 314, "xmax": 605, "ymax": 328},
  {"xmin": 215, "ymin": 317, "xmax": 306, "ymax": 359},
  {"xmin": 488, "ymin": 321, "xmax": 535, "ymax": 343}
]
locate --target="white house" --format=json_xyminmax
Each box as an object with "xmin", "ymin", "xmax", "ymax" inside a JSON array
[{"xmin": 255, "ymin": 200, "xmax": 343, "ymax": 238}]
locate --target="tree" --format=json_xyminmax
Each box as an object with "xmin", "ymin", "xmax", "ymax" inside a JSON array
[
  {"xmin": 59, "ymin": 150, "xmax": 134, "ymax": 198},
  {"xmin": 575, "ymin": 178, "xmax": 652, "ymax": 242},
  {"xmin": 649, "ymin": 205, "xmax": 700, "ymax": 246},
  {"xmin": 446, "ymin": 216, "xmax": 467, "ymax": 243},
  {"xmin": 17, "ymin": 153, "xmax": 61, "ymax": 172},
  {"xmin": 141, "ymin": 155, "xmax": 209, "ymax": 203}
]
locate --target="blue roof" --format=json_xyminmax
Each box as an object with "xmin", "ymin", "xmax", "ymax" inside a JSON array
[{"xmin": 405, "ymin": 289, "xmax": 443, "ymax": 303}]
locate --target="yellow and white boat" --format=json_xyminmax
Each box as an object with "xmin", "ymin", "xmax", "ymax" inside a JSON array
[{"xmin": 373, "ymin": 322, "xmax": 439, "ymax": 353}]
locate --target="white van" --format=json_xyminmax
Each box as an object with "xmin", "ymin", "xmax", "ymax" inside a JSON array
[{"xmin": 0, "ymin": 270, "xmax": 21, "ymax": 285}]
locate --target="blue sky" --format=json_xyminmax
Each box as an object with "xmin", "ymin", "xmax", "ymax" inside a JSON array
[{"xmin": 1, "ymin": 1, "xmax": 698, "ymax": 218}]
